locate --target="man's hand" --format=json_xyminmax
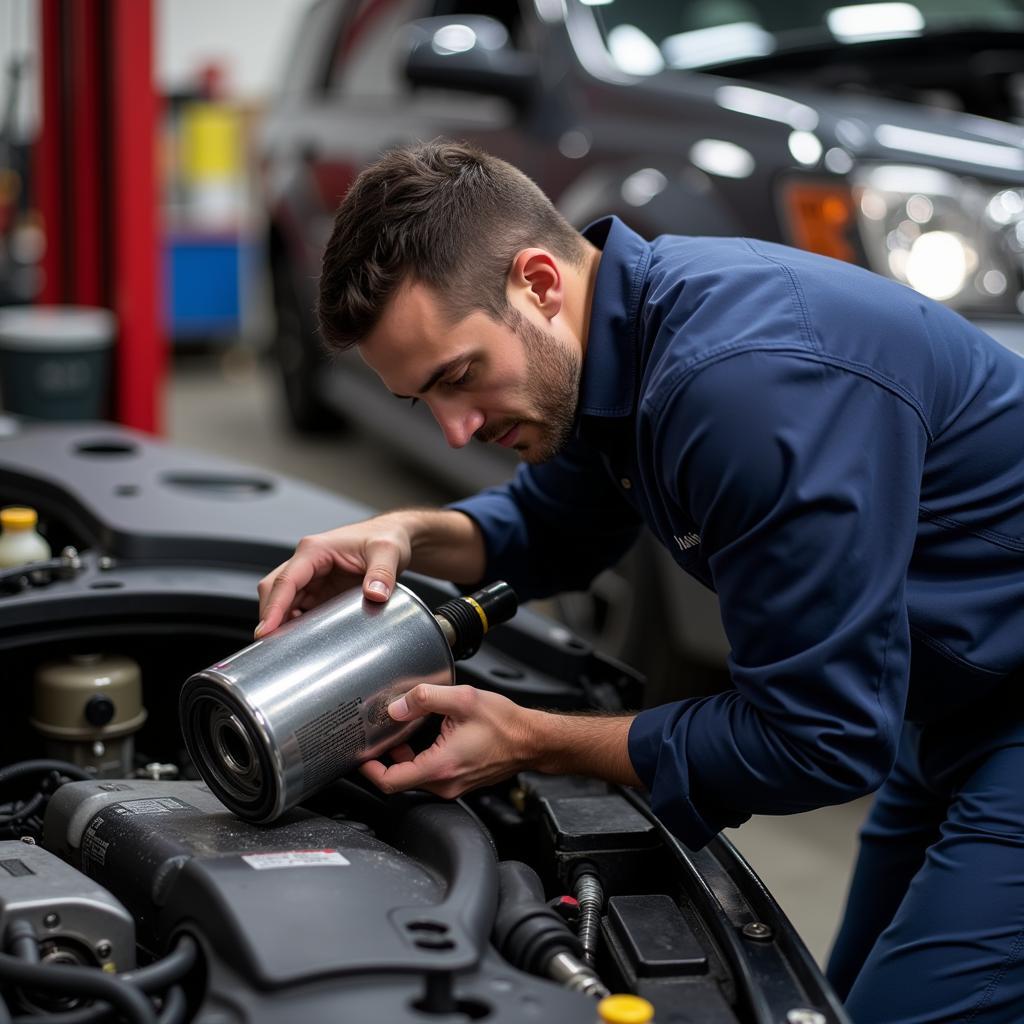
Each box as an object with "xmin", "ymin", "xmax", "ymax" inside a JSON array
[
  {"xmin": 255, "ymin": 509, "xmax": 486, "ymax": 638},
  {"xmin": 359, "ymin": 683, "xmax": 642, "ymax": 797},
  {"xmin": 359, "ymin": 685, "xmax": 535, "ymax": 798},
  {"xmin": 255, "ymin": 516, "xmax": 413, "ymax": 637}
]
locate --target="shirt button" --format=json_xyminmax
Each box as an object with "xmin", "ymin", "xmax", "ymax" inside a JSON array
[{"xmin": 620, "ymin": 477, "xmax": 632, "ymax": 489}]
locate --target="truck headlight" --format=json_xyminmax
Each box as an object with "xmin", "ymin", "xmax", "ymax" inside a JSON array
[{"xmin": 852, "ymin": 164, "xmax": 1023, "ymax": 313}]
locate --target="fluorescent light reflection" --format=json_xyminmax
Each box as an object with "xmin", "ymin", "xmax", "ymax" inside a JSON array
[
  {"xmin": 607, "ymin": 24, "xmax": 664, "ymax": 75},
  {"xmin": 789, "ymin": 131, "xmax": 823, "ymax": 166},
  {"xmin": 716, "ymin": 85, "xmax": 818, "ymax": 130},
  {"xmin": 663, "ymin": 22, "xmax": 774, "ymax": 69},
  {"xmin": 690, "ymin": 139, "xmax": 755, "ymax": 179},
  {"xmin": 621, "ymin": 168, "xmax": 667, "ymax": 206},
  {"xmin": 432, "ymin": 24, "xmax": 478, "ymax": 55},
  {"xmin": 876, "ymin": 124, "xmax": 1024, "ymax": 172},
  {"xmin": 827, "ymin": 3, "xmax": 924, "ymax": 42}
]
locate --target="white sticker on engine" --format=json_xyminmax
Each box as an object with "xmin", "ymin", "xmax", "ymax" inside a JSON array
[
  {"xmin": 241, "ymin": 849, "xmax": 350, "ymax": 870},
  {"xmin": 113, "ymin": 798, "xmax": 190, "ymax": 815}
]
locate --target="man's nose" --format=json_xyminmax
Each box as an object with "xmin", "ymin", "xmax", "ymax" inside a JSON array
[{"xmin": 433, "ymin": 404, "xmax": 485, "ymax": 448}]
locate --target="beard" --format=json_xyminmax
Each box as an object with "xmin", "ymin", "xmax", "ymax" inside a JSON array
[{"xmin": 478, "ymin": 307, "xmax": 581, "ymax": 464}]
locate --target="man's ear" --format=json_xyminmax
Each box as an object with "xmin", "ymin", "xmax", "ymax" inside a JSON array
[{"xmin": 509, "ymin": 249, "xmax": 563, "ymax": 320}]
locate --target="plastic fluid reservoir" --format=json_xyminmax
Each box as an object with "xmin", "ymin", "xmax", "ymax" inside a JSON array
[{"xmin": 0, "ymin": 506, "xmax": 51, "ymax": 567}]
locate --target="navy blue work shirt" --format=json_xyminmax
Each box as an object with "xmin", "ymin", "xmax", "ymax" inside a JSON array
[{"xmin": 450, "ymin": 216, "xmax": 1024, "ymax": 850}]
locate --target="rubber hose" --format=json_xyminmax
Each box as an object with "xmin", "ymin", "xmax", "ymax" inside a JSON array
[
  {"xmin": 156, "ymin": 986, "xmax": 187, "ymax": 1024},
  {"xmin": 0, "ymin": 954, "xmax": 155, "ymax": 1024},
  {"xmin": 122, "ymin": 936, "xmax": 199, "ymax": 993},
  {"xmin": 0, "ymin": 761, "xmax": 92, "ymax": 791},
  {"xmin": 8, "ymin": 936, "xmax": 199, "ymax": 1024},
  {"xmin": 0, "ymin": 793, "xmax": 46, "ymax": 828}
]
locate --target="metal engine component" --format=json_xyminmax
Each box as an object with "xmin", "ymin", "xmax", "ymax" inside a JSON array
[
  {"xmin": 0, "ymin": 839, "xmax": 135, "ymax": 976},
  {"xmin": 573, "ymin": 864, "xmax": 606, "ymax": 965},
  {"xmin": 180, "ymin": 581, "xmax": 516, "ymax": 823},
  {"xmin": 31, "ymin": 654, "xmax": 146, "ymax": 778}
]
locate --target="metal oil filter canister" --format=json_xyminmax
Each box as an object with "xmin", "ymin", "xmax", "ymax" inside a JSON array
[{"xmin": 180, "ymin": 581, "xmax": 516, "ymax": 823}]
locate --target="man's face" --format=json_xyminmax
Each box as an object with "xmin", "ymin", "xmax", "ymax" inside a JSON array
[{"xmin": 360, "ymin": 281, "xmax": 581, "ymax": 464}]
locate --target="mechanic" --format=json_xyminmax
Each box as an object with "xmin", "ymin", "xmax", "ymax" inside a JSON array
[{"xmin": 256, "ymin": 141, "xmax": 1024, "ymax": 1023}]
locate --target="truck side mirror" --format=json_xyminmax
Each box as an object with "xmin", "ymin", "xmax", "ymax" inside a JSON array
[{"xmin": 403, "ymin": 16, "xmax": 538, "ymax": 106}]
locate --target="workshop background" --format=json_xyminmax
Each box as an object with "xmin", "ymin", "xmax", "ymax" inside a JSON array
[{"xmin": 15, "ymin": 0, "xmax": 1024, "ymax": 968}]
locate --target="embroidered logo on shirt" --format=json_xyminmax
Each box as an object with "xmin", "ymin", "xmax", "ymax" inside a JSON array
[{"xmin": 674, "ymin": 532, "xmax": 701, "ymax": 552}]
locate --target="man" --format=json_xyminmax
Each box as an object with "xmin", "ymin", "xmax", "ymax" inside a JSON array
[{"xmin": 256, "ymin": 141, "xmax": 1024, "ymax": 1022}]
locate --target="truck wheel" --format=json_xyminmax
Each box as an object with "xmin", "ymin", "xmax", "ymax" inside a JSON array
[{"xmin": 271, "ymin": 265, "xmax": 345, "ymax": 434}]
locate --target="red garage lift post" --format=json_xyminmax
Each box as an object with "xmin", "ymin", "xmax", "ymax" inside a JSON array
[{"xmin": 36, "ymin": 0, "xmax": 165, "ymax": 434}]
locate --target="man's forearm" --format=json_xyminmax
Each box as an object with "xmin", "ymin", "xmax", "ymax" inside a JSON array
[
  {"xmin": 526, "ymin": 710, "xmax": 642, "ymax": 787},
  {"xmin": 384, "ymin": 508, "xmax": 487, "ymax": 585}
]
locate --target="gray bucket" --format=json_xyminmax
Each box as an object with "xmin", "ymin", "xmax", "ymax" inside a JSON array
[{"xmin": 0, "ymin": 306, "xmax": 115, "ymax": 420}]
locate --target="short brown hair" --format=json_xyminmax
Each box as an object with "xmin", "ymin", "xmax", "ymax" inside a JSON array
[{"xmin": 317, "ymin": 140, "xmax": 584, "ymax": 351}]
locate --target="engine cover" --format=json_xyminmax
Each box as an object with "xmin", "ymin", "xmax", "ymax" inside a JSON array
[{"xmin": 42, "ymin": 779, "xmax": 595, "ymax": 1023}]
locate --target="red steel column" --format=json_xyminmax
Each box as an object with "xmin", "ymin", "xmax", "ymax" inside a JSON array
[
  {"xmin": 109, "ymin": 0, "xmax": 164, "ymax": 433},
  {"xmin": 68, "ymin": 0, "xmax": 104, "ymax": 307},
  {"xmin": 35, "ymin": 0, "xmax": 65, "ymax": 304},
  {"xmin": 36, "ymin": 0, "xmax": 165, "ymax": 432}
]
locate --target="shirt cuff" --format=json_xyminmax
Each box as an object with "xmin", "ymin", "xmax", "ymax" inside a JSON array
[{"xmin": 628, "ymin": 703, "xmax": 726, "ymax": 851}]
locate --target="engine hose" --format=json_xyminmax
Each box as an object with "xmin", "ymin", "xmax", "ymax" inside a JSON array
[
  {"xmin": 0, "ymin": 793, "xmax": 46, "ymax": 828},
  {"xmin": 0, "ymin": 761, "xmax": 92, "ymax": 792},
  {"xmin": 7, "ymin": 937, "xmax": 199, "ymax": 1024},
  {"xmin": 572, "ymin": 864, "xmax": 605, "ymax": 965},
  {"xmin": 121, "ymin": 936, "xmax": 199, "ymax": 993},
  {"xmin": 493, "ymin": 861, "xmax": 608, "ymax": 999},
  {"xmin": 0, "ymin": 955, "xmax": 155, "ymax": 1024},
  {"xmin": 155, "ymin": 986, "xmax": 187, "ymax": 1024},
  {"xmin": 5, "ymin": 921, "xmax": 39, "ymax": 964}
]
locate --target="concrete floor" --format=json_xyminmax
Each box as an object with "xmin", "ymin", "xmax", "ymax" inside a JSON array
[{"xmin": 167, "ymin": 345, "xmax": 871, "ymax": 969}]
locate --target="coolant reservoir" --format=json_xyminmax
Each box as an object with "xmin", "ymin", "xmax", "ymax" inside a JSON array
[
  {"xmin": 32, "ymin": 654, "xmax": 147, "ymax": 777},
  {"xmin": 0, "ymin": 506, "xmax": 51, "ymax": 567}
]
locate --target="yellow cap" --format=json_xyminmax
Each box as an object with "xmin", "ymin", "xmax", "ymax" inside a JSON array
[
  {"xmin": 1, "ymin": 506, "xmax": 38, "ymax": 530},
  {"xmin": 597, "ymin": 995, "xmax": 656, "ymax": 1024}
]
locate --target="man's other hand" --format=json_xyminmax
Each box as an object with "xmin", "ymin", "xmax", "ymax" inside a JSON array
[
  {"xmin": 359, "ymin": 684, "xmax": 535, "ymax": 799},
  {"xmin": 359, "ymin": 684, "xmax": 643, "ymax": 798}
]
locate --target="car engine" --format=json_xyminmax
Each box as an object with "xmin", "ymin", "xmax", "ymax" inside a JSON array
[{"xmin": 0, "ymin": 422, "xmax": 847, "ymax": 1023}]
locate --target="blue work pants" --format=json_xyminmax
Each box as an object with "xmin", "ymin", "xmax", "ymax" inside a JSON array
[{"xmin": 827, "ymin": 684, "xmax": 1024, "ymax": 1022}]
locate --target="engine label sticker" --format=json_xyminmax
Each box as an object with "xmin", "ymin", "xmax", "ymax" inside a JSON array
[
  {"xmin": 241, "ymin": 849, "xmax": 351, "ymax": 870},
  {"xmin": 82, "ymin": 816, "xmax": 109, "ymax": 868},
  {"xmin": 110, "ymin": 798, "xmax": 192, "ymax": 816}
]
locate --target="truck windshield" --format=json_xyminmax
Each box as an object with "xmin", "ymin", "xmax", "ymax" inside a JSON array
[{"xmin": 584, "ymin": 0, "xmax": 1024, "ymax": 72}]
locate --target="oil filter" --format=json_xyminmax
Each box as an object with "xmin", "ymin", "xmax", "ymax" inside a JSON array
[{"xmin": 180, "ymin": 581, "xmax": 516, "ymax": 822}]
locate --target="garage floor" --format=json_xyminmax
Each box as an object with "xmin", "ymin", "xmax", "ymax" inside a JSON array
[{"xmin": 167, "ymin": 345, "xmax": 871, "ymax": 970}]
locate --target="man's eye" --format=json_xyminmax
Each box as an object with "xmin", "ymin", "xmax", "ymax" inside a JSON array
[{"xmin": 449, "ymin": 365, "xmax": 474, "ymax": 388}]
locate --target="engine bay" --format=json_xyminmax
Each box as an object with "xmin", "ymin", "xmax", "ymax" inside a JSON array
[{"xmin": 0, "ymin": 422, "xmax": 846, "ymax": 1023}]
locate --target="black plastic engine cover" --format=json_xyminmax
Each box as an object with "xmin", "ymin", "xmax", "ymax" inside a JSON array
[{"xmin": 43, "ymin": 780, "xmax": 455, "ymax": 986}]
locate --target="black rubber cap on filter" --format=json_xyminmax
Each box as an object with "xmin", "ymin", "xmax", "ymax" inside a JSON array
[
  {"xmin": 434, "ymin": 581, "xmax": 517, "ymax": 661},
  {"xmin": 84, "ymin": 694, "xmax": 116, "ymax": 727}
]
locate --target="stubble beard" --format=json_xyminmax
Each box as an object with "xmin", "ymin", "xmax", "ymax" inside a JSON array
[{"xmin": 503, "ymin": 308, "xmax": 581, "ymax": 464}]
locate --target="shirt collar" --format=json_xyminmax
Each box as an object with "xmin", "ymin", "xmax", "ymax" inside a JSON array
[{"xmin": 577, "ymin": 216, "xmax": 651, "ymax": 420}]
